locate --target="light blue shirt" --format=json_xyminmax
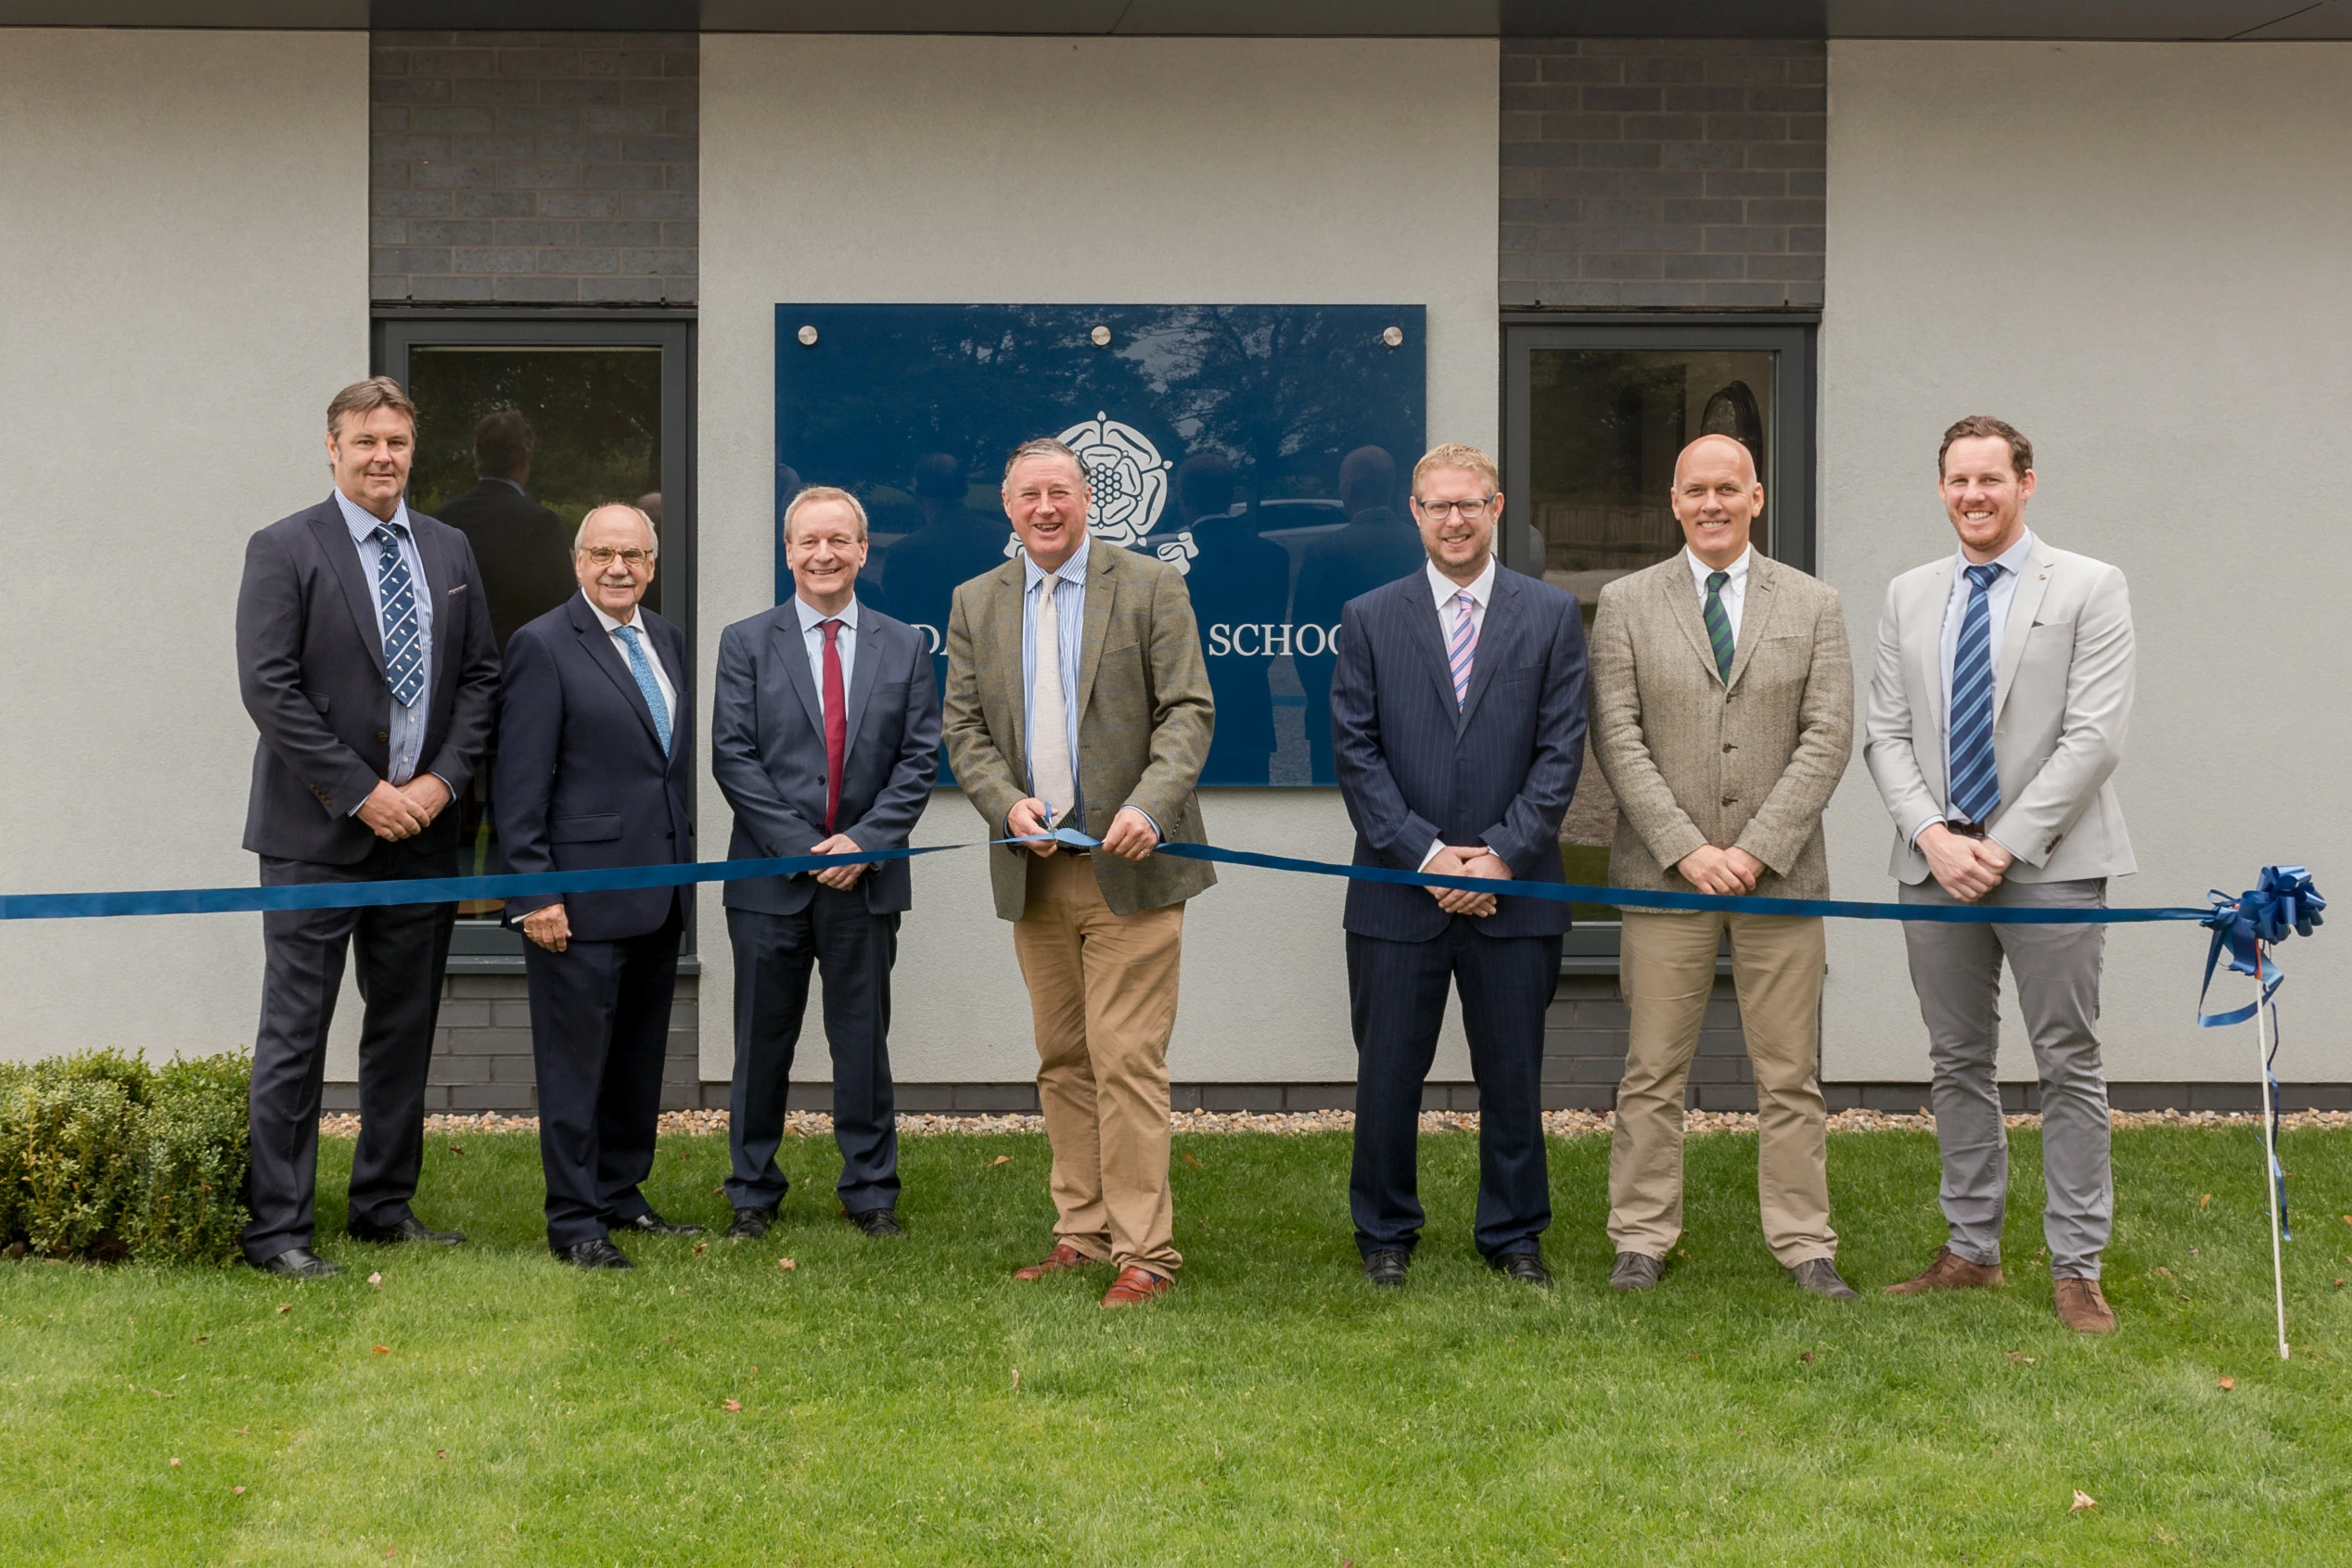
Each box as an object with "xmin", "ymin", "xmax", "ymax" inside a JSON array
[
  {"xmin": 334, "ymin": 490, "xmax": 437, "ymax": 799},
  {"xmin": 1925, "ymin": 526, "xmax": 2037, "ymax": 841},
  {"xmin": 793, "ymin": 593, "xmax": 859, "ymax": 714},
  {"xmin": 1022, "ymin": 535, "xmax": 1090, "ymax": 823}
]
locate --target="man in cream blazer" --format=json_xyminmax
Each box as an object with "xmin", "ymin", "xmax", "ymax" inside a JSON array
[
  {"xmin": 1865, "ymin": 415, "xmax": 2134, "ymax": 1335},
  {"xmin": 1590, "ymin": 434, "xmax": 1856, "ymax": 1299}
]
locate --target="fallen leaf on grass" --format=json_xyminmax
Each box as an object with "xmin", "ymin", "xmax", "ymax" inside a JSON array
[
  {"xmin": 2005, "ymin": 1352, "xmax": 2038, "ymax": 1365},
  {"xmin": 2154, "ymin": 1267, "xmax": 2174, "ymax": 1279},
  {"xmin": 722, "ymin": 1399, "xmax": 741, "ymax": 1412},
  {"xmin": 170, "ymin": 1458, "xmax": 181, "ymax": 1468},
  {"xmin": 372, "ymin": 1346, "xmax": 390, "ymax": 1355},
  {"xmin": 692, "ymin": 1243, "xmax": 708, "ymax": 1257},
  {"xmin": 447, "ymin": 1143, "xmax": 464, "ymax": 1155},
  {"xmin": 2218, "ymin": 1377, "xmax": 2236, "ymax": 1391},
  {"xmin": 367, "ymin": 1272, "xmax": 382, "ymax": 1289},
  {"xmin": 275, "ymin": 1304, "xmax": 292, "ymax": 1315},
  {"xmin": 2199, "ymin": 1193, "xmax": 2212, "ymax": 1210},
  {"xmin": 777, "ymin": 1257, "xmax": 798, "ymax": 1271},
  {"xmin": 192, "ymin": 1336, "xmax": 208, "ymax": 1344},
  {"xmin": 1181, "ymin": 1151, "xmax": 1204, "ymax": 1171},
  {"xmin": 712, "ymin": 1184, "xmax": 726, "ymax": 1196},
  {"xmin": 991, "ymin": 1155, "xmax": 1012, "ymax": 1166},
  {"xmin": 1012, "ymin": 1368, "xmax": 1021, "ymax": 1391},
  {"xmin": 232, "ymin": 1486, "xmax": 246, "ymax": 1496},
  {"xmin": 2333, "ymin": 1278, "xmax": 2345, "ymax": 1290},
  {"xmin": 2071, "ymin": 1491, "xmax": 2097, "ymax": 1512},
  {"xmin": 436, "ymin": 1450, "xmax": 447, "ymax": 1460},
  {"xmin": 1798, "ymin": 1352, "xmax": 1813, "ymax": 1364}
]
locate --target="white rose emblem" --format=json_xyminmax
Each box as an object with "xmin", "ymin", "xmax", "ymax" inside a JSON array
[{"xmin": 1057, "ymin": 412, "xmax": 1171, "ymax": 551}]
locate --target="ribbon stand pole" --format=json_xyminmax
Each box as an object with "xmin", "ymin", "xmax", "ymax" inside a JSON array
[{"xmin": 2256, "ymin": 947, "xmax": 2290, "ymax": 1361}]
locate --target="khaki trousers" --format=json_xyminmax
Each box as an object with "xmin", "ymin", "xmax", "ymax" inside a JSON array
[
  {"xmin": 1011, "ymin": 852, "xmax": 1185, "ymax": 1277},
  {"xmin": 1608, "ymin": 910, "xmax": 1835, "ymax": 1268}
]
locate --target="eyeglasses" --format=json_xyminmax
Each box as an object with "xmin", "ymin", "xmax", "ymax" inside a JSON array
[
  {"xmin": 1413, "ymin": 496, "xmax": 1496, "ymax": 520},
  {"xmin": 582, "ymin": 547, "xmax": 656, "ymax": 567}
]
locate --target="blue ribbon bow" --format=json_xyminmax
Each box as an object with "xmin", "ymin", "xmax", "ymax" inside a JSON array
[{"xmin": 2196, "ymin": 865, "xmax": 2323, "ymax": 1244}]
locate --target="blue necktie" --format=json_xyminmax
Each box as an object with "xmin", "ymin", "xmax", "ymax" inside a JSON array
[
  {"xmin": 1948, "ymin": 563, "xmax": 2003, "ymax": 823},
  {"xmin": 614, "ymin": 623, "xmax": 671, "ymax": 756},
  {"xmin": 371, "ymin": 525, "xmax": 427, "ymax": 708}
]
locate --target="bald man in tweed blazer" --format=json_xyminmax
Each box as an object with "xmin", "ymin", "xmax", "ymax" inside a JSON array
[{"xmin": 1589, "ymin": 434, "xmax": 1856, "ymax": 1300}]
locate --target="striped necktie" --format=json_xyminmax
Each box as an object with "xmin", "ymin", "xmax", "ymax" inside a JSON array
[
  {"xmin": 371, "ymin": 525, "xmax": 427, "ymax": 708},
  {"xmin": 1948, "ymin": 563, "xmax": 2004, "ymax": 823},
  {"xmin": 1448, "ymin": 589, "xmax": 1478, "ymax": 708},
  {"xmin": 1702, "ymin": 569, "xmax": 1734, "ymax": 683}
]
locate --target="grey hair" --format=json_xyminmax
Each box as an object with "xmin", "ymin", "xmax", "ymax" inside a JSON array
[
  {"xmin": 782, "ymin": 484, "xmax": 870, "ymax": 543},
  {"xmin": 1001, "ymin": 437, "xmax": 1090, "ymax": 487},
  {"xmin": 573, "ymin": 503, "xmax": 658, "ymax": 555}
]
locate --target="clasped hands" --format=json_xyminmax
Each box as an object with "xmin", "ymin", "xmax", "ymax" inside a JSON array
[
  {"xmin": 1006, "ymin": 798, "xmax": 1160, "ymax": 862},
  {"xmin": 1425, "ymin": 843, "xmax": 1512, "ymax": 918},
  {"xmin": 1918, "ymin": 822, "xmax": 2014, "ymax": 902},
  {"xmin": 1677, "ymin": 843, "xmax": 1767, "ymax": 897},
  {"xmin": 355, "ymin": 774, "xmax": 452, "ymax": 843}
]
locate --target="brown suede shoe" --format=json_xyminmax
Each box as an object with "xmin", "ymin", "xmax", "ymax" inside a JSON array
[
  {"xmin": 1012, "ymin": 1242, "xmax": 1100, "ymax": 1281},
  {"xmin": 1100, "ymin": 1267, "xmax": 1173, "ymax": 1308},
  {"xmin": 2053, "ymin": 1277, "xmax": 2117, "ymax": 1334},
  {"xmin": 1883, "ymin": 1244, "xmax": 2005, "ymax": 1295}
]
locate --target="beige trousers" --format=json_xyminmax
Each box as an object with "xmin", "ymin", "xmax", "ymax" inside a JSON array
[
  {"xmin": 1609, "ymin": 910, "xmax": 1835, "ymax": 1268},
  {"xmin": 1011, "ymin": 852, "xmax": 1185, "ymax": 1277}
]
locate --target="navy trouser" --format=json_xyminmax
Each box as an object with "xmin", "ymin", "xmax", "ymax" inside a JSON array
[
  {"xmin": 724, "ymin": 893, "xmax": 901, "ymax": 1217},
  {"xmin": 1347, "ymin": 922, "xmax": 1561, "ymax": 1260},
  {"xmin": 524, "ymin": 910, "xmax": 682, "ymax": 1249}
]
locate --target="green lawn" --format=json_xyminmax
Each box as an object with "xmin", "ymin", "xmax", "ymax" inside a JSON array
[{"xmin": 6, "ymin": 1126, "xmax": 2351, "ymax": 1566}]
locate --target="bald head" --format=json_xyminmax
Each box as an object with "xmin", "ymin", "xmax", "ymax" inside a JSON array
[{"xmin": 1669, "ymin": 433, "xmax": 1764, "ymax": 570}]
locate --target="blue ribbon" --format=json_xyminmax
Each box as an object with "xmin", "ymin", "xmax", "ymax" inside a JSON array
[{"xmin": 2194, "ymin": 866, "xmax": 2324, "ymax": 1243}]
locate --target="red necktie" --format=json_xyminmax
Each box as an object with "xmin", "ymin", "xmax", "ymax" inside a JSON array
[{"xmin": 821, "ymin": 618, "xmax": 847, "ymax": 834}]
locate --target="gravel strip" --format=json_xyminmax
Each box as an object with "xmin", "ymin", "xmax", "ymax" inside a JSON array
[{"xmin": 321, "ymin": 1106, "xmax": 2352, "ymax": 1140}]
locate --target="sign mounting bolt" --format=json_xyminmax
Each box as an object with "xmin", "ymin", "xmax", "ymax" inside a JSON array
[
  {"xmin": 1090, "ymin": 325, "xmax": 1112, "ymax": 347},
  {"xmin": 797, "ymin": 325, "xmax": 819, "ymax": 346},
  {"xmin": 1382, "ymin": 325, "xmax": 1404, "ymax": 348}
]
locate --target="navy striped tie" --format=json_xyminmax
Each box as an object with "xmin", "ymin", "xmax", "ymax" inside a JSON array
[
  {"xmin": 371, "ymin": 525, "xmax": 427, "ymax": 708},
  {"xmin": 1948, "ymin": 563, "xmax": 2003, "ymax": 823}
]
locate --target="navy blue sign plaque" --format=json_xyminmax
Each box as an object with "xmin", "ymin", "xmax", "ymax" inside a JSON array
[{"xmin": 773, "ymin": 304, "xmax": 1426, "ymax": 785}]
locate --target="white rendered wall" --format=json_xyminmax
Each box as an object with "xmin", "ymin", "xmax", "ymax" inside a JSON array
[
  {"xmin": 0, "ymin": 31, "xmax": 369, "ymax": 1063},
  {"xmin": 1820, "ymin": 42, "xmax": 2352, "ymax": 1081},
  {"xmin": 699, "ymin": 34, "xmax": 1499, "ymax": 1083}
]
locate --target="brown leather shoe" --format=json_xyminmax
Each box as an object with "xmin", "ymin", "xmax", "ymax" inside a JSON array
[
  {"xmin": 1012, "ymin": 1242, "xmax": 1099, "ymax": 1281},
  {"xmin": 2053, "ymin": 1277, "xmax": 2118, "ymax": 1334},
  {"xmin": 1099, "ymin": 1267, "xmax": 1173, "ymax": 1308},
  {"xmin": 1883, "ymin": 1244, "xmax": 2005, "ymax": 1295}
]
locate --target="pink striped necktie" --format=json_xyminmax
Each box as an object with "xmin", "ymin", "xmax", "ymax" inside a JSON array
[{"xmin": 1449, "ymin": 589, "xmax": 1477, "ymax": 708}]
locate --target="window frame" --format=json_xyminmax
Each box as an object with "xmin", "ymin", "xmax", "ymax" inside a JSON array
[
  {"xmin": 373, "ymin": 307, "xmax": 698, "ymax": 967},
  {"xmin": 1500, "ymin": 313, "xmax": 1820, "ymax": 974}
]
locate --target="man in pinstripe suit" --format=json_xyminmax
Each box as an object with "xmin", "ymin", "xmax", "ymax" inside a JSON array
[{"xmin": 1329, "ymin": 442, "xmax": 1589, "ymax": 1290}]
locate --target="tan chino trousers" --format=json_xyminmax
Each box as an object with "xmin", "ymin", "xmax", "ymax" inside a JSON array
[
  {"xmin": 1609, "ymin": 910, "xmax": 1835, "ymax": 1268},
  {"xmin": 1012, "ymin": 851, "xmax": 1185, "ymax": 1277}
]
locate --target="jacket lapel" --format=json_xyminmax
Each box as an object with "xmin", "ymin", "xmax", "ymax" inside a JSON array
[
  {"xmin": 574, "ymin": 594, "xmax": 666, "ymax": 753},
  {"xmin": 312, "ymin": 504, "xmax": 389, "ymax": 676},
  {"xmin": 1660, "ymin": 555, "xmax": 1719, "ymax": 683},
  {"xmin": 1455, "ymin": 568, "xmax": 1520, "ymax": 729},
  {"xmin": 1405, "ymin": 571, "xmax": 1459, "ymax": 719},
  {"xmin": 1913, "ymin": 557, "xmax": 1954, "ymax": 740},
  {"xmin": 412, "ymin": 521, "xmax": 454, "ymax": 708},
  {"xmin": 840, "ymin": 605, "xmax": 882, "ymax": 763},
  {"xmin": 985, "ymin": 562, "xmax": 1028, "ymax": 769},
  {"xmin": 1073, "ymin": 545, "xmax": 1117, "ymax": 723},
  {"xmin": 1722, "ymin": 554, "xmax": 1779, "ymax": 690},
  {"xmin": 770, "ymin": 607, "xmax": 825, "ymax": 739},
  {"xmin": 1992, "ymin": 540, "xmax": 2056, "ymax": 721}
]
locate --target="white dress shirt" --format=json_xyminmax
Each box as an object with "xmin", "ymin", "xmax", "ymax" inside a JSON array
[
  {"xmin": 1684, "ymin": 544, "xmax": 1751, "ymax": 644},
  {"xmin": 590, "ymin": 598, "xmax": 676, "ymax": 731},
  {"xmin": 1418, "ymin": 553, "xmax": 1500, "ymax": 871},
  {"xmin": 793, "ymin": 593, "xmax": 859, "ymax": 710}
]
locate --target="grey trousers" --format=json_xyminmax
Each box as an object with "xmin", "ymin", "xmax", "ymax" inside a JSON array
[{"xmin": 1899, "ymin": 875, "xmax": 2113, "ymax": 1280}]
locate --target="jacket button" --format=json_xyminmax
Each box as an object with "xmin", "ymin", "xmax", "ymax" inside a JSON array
[
  {"xmin": 1722, "ymin": 743, "xmax": 1734, "ymax": 753},
  {"xmin": 1722, "ymin": 796, "xmax": 1737, "ymax": 807},
  {"xmin": 377, "ymin": 731, "xmax": 390, "ymax": 742}
]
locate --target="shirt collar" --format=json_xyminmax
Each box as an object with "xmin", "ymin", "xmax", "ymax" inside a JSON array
[
  {"xmin": 793, "ymin": 593, "xmax": 861, "ymax": 632},
  {"xmin": 1960, "ymin": 528, "xmax": 2038, "ymax": 580},
  {"xmin": 334, "ymin": 488, "xmax": 411, "ymax": 543},
  {"xmin": 1426, "ymin": 553, "xmax": 1498, "ymax": 610},
  {"xmin": 1023, "ymin": 532, "xmax": 1093, "ymax": 593},
  {"xmin": 485, "ymin": 477, "xmax": 526, "ymax": 496},
  {"xmin": 1686, "ymin": 545, "xmax": 1752, "ymax": 593}
]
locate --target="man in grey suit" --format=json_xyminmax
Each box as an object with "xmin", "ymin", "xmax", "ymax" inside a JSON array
[
  {"xmin": 1866, "ymin": 414, "xmax": 2135, "ymax": 1335},
  {"xmin": 1589, "ymin": 434, "xmax": 1857, "ymax": 1299},
  {"xmin": 234, "ymin": 376, "xmax": 499, "ymax": 1278},
  {"xmin": 712, "ymin": 486, "xmax": 941, "ymax": 1241}
]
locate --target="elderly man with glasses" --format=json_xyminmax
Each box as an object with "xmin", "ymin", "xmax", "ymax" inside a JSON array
[{"xmin": 496, "ymin": 503, "xmax": 698, "ymax": 1269}]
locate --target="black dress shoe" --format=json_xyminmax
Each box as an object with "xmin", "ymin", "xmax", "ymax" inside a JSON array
[
  {"xmin": 1489, "ymin": 1250, "xmax": 1553, "ymax": 1288},
  {"xmin": 1610, "ymin": 1252, "xmax": 1665, "ymax": 1292},
  {"xmin": 612, "ymin": 1210, "xmax": 705, "ymax": 1237},
  {"xmin": 724, "ymin": 1206, "xmax": 774, "ymax": 1241},
  {"xmin": 1362, "ymin": 1249, "xmax": 1410, "ymax": 1288},
  {"xmin": 1789, "ymin": 1257, "xmax": 1860, "ymax": 1300},
  {"xmin": 346, "ymin": 1217, "xmax": 466, "ymax": 1247},
  {"xmin": 252, "ymin": 1246, "xmax": 341, "ymax": 1280},
  {"xmin": 846, "ymin": 1207, "xmax": 904, "ymax": 1238},
  {"xmin": 553, "ymin": 1237, "xmax": 634, "ymax": 1270}
]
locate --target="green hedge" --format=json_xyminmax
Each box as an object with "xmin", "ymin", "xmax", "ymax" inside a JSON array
[{"xmin": 0, "ymin": 1049, "xmax": 249, "ymax": 1265}]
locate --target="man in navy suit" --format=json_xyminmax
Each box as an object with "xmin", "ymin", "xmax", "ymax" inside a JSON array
[
  {"xmin": 1329, "ymin": 441, "xmax": 1588, "ymax": 1289},
  {"xmin": 497, "ymin": 503, "xmax": 698, "ymax": 1270},
  {"xmin": 234, "ymin": 376, "xmax": 500, "ymax": 1279},
  {"xmin": 711, "ymin": 486, "xmax": 941, "ymax": 1241}
]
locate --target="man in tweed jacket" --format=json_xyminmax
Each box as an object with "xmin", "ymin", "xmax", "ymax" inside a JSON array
[{"xmin": 1588, "ymin": 434, "xmax": 1857, "ymax": 1299}]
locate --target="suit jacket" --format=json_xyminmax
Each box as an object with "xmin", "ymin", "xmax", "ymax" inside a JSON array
[
  {"xmin": 1589, "ymin": 553, "xmax": 1854, "ymax": 902},
  {"xmin": 1864, "ymin": 536, "xmax": 2135, "ymax": 884},
  {"xmin": 236, "ymin": 495, "xmax": 499, "ymax": 865},
  {"xmin": 710, "ymin": 599, "xmax": 940, "ymax": 916},
  {"xmin": 943, "ymin": 543, "xmax": 1217, "ymax": 921},
  {"xmin": 1329, "ymin": 563, "xmax": 1589, "ymax": 942},
  {"xmin": 493, "ymin": 593, "xmax": 695, "ymax": 941},
  {"xmin": 431, "ymin": 478, "xmax": 579, "ymax": 652}
]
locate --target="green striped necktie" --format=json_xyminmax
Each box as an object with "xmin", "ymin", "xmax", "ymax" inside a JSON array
[{"xmin": 1703, "ymin": 570, "xmax": 1734, "ymax": 683}]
